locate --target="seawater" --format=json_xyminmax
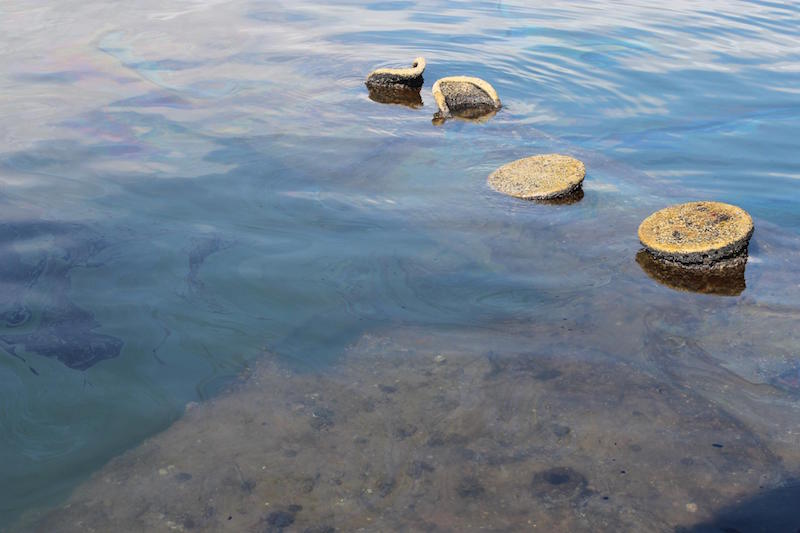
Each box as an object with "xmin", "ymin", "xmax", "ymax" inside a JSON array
[{"xmin": 1, "ymin": 0, "xmax": 799, "ymax": 530}]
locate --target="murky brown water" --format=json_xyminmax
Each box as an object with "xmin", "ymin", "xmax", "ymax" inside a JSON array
[{"xmin": 20, "ymin": 292, "xmax": 800, "ymax": 532}]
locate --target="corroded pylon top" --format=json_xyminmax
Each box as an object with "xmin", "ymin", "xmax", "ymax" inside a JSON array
[
  {"xmin": 638, "ymin": 201, "xmax": 754, "ymax": 266},
  {"xmin": 431, "ymin": 76, "xmax": 501, "ymax": 119},
  {"xmin": 366, "ymin": 57, "xmax": 426, "ymax": 88}
]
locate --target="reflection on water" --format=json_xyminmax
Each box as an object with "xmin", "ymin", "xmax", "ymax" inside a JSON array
[
  {"xmin": 1, "ymin": 0, "xmax": 800, "ymax": 529},
  {"xmin": 367, "ymin": 85, "xmax": 423, "ymax": 108},
  {"xmin": 681, "ymin": 480, "xmax": 800, "ymax": 533},
  {"xmin": 635, "ymin": 250, "xmax": 747, "ymax": 296},
  {"xmin": 431, "ymin": 106, "xmax": 498, "ymax": 125}
]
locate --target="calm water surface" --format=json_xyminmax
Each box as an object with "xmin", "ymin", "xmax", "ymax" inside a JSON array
[{"xmin": 1, "ymin": 0, "xmax": 799, "ymax": 530}]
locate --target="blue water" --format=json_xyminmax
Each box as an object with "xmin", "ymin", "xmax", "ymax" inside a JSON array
[{"xmin": 1, "ymin": 0, "xmax": 799, "ymax": 528}]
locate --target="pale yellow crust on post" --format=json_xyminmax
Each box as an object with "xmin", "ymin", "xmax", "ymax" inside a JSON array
[
  {"xmin": 487, "ymin": 154, "xmax": 586, "ymax": 200},
  {"xmin": 431, "ymin": 76, "xmax": 501, "ymax": 117},
  {"xmin": 638, "ymin": 201, "xmax": 754, "ymax": 264},
  {"xmin": 366, "ymin": 57, "xmax": 426, "ymax": 82}
]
